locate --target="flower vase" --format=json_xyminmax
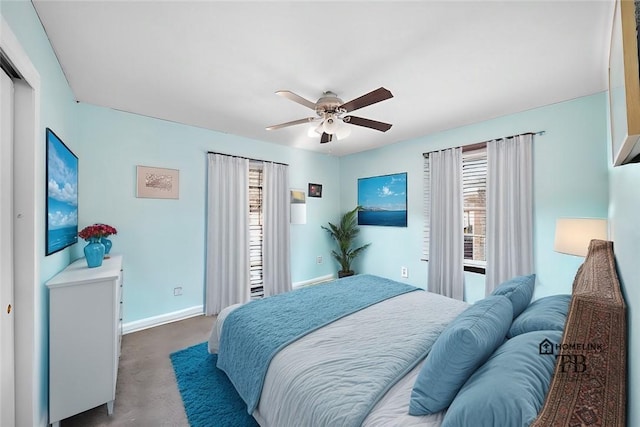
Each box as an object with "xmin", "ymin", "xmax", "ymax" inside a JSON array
[
  {"xmin": 101, "ymin": 237, "xmax": 112, "ymax": 255},
  {"xmin": 84, "ymin": 238, "xmax": 105, "ymax": 268}
]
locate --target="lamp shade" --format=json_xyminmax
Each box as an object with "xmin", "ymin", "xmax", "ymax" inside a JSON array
[{"xmin": 554, "ymin": 218, "xmax": 608, "ymax": 257}]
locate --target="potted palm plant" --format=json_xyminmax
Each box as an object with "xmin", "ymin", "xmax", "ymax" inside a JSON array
[{"xmin": 322, "ymin": 206, "xmax": 371, "ymax": 278}]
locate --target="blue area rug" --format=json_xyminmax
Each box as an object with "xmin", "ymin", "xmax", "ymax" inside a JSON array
[{"xmin": 170, "ymin": 342, "xmax": 259, "ymax": 427}]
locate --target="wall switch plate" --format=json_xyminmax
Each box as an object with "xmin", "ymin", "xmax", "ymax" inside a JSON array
[
  {"xmin": 401, "ymin": 267, "xmax": 408, "ymax": 278},
  {"xmin": 174, "ymin": 286, "xmax": 182, "ymax": 296},
  {"xmin": 316, "ymin": 256, "xmax": 323, "ymax": 264}
]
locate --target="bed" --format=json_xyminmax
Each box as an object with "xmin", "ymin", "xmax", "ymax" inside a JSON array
[{"xmin": 208, "ymin": 240, "xmax": 626, "ymax": 427}]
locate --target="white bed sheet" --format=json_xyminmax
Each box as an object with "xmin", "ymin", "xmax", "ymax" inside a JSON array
[{"xmin": 362, "ymin": 359, "xmax": 445, "ymax": 427}]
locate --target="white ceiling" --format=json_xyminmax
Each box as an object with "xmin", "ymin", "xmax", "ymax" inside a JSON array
[{"xmin": 32, "ymin": 0, "xmax": 615, "ymax": 156}]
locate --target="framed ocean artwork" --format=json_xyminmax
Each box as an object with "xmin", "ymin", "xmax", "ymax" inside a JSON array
[
  {"xmin": 357, "ymin": 172, "xmax": 407, "ymax": 227},
  {"xmin": 46, "ymin": 128, "xmax": 78, "ymax": 255}
]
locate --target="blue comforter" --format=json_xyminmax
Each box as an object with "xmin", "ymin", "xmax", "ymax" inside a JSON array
[{"xmin": 216, "ymin": 274, "xmax": 419, "ymax": 414}]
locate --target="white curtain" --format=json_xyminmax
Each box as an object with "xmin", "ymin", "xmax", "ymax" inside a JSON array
[
  {"xmin": 428, "ymin": 148, "xmax": 464, "ymax": 300},
  {"xmin": 205, "ymin": 153, "xmax": 250, "ymax": 315},
  {"xmin": 485, "ymin": 134, "xmax": 534, "ymax": 294},
  {"xmin": 262, "ymin": 162, "xmax": 292, "ymax": 296}
]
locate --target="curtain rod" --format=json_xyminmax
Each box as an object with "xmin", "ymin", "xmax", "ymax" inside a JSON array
[
  {"xmin": 423, "ymin": 130, "xmax": 545, "ymax": 156},
  {"xmin": 207, "ymin": 151, "xmax": 288, "ymax": 166},
  {"xmin": 471, "ymin": 130, "xmax": 545, "ymax": 147}
]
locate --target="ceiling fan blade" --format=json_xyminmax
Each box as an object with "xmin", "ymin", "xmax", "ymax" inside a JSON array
[
  {"xmin": 320, "ymin": 133, "xmax": 333, "ymax": 144},
  {"xmin": 344, "ymin": 115, "xmax": 393, "ymax": 132},
  {"xmin": 266, "ymin": 117, "xmax": 318, "ymax": 131},
  {"xmin": 276, "ymin": 90, "xmax": 317, "ymax": 110},
  {"xmin": 339, "ymin": 87, "xmax": 393, "ymax": 113}
]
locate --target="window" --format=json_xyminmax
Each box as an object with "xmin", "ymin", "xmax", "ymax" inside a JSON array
[
  {"xmin": 423, "ymin": 146, "xmax": 487, "ymax": 273},
  {"xmin": 249, "ymin": 162, "xmax": 264, "ymax": 299},
  {"xmin": 462, "ymin": 147, "xmax": 487, "ymax": 271}
]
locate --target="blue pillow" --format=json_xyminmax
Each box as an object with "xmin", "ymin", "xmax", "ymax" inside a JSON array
[
  {"xmin": 508, "ymin": 294, "xmax": 571, "ymax": 338},
  {"xmin": 441, "ymin": 330, "xmax": 562, "ymax": 427},
  {"xmin": 408, "ymin": 295, "xmax": 513, "ymax": 415},
  {"xmin": 491, "ymin": 274, "xmax": 536, "ymax": 318}
]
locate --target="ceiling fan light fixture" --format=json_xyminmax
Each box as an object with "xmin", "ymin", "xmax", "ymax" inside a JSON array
[
  {"xmin": 336, "ymin": 124, "xmax": 351, "ymax": 140},
  {"xmin": 322, "ymin": 115, "xmax": 339, "ymax": 134}
]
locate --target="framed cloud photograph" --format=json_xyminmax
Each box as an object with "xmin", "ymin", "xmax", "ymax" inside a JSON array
[
  {"xmin": 136, "ymin": 165, "xmax": 180, "ymax": 199},
  {"xmin": 46, "ymin": 128, "xmax": 78, "ymax": 255}
]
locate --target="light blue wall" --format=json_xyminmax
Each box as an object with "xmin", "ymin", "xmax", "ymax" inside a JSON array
[
  {"xmin": 71, "ymin": 103, "xmax": 340, "ymax": 322},
  {"xmin": 607, "ymin": 64, "xmax": 640, "ymax": 425},
  {"xmin": 607, "ymin": 11, "xmax": 640, "ymax": 421},
  {"xmin": 339, "ymin": 93, "xmax": 610, "ymax": 303},
  {"xmin": 609, "ymin": 163, "xmax": 639, "ymax": 426}
]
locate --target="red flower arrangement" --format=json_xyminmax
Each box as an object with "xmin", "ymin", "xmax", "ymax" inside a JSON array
[{"xmin": 78, "ymin": 223, "xmax": 118, "ymax": 241}]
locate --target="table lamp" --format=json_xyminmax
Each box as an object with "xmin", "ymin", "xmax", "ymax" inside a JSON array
[{"xmin": 553, "ymin": 218, "xmax": 608, "ymax": 257}]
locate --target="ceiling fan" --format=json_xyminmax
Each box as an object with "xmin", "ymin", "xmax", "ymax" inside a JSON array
[{"xmin": 266, "ymin": 87, "xmax": 393, "ymax": 143}]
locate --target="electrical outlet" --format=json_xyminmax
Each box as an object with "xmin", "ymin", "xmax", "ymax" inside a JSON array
[
  {"xmin": 174, "ymin": 286, "xmax": 183, "ymax": 296},
  {"xmin": 401, "ymin": 267, "xmax": 408, "ymax": 278},
  {"xmin": 316, "ymin": 256, "xmax": 323, "ymax": 264}
]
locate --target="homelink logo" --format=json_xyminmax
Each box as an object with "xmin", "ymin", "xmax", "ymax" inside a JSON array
[
  {"xmin": 538, "ymin": 338, "xmax": 603, "ymax": 374},
  {"xmin": 539, "ymin": 338, "xmax": 554, "ymax": 355},
  {"xmin": 555, "ymin": 342, "xmax": 603, "ymax": 352},
  {"xmin": 538, "ymin": 340, "xmax": 603, "ymax": 355}
]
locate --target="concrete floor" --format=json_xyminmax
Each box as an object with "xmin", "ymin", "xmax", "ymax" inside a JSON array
[{"xmin": 61, "ymin": 315, "xmax": 216, "ymax": 426}]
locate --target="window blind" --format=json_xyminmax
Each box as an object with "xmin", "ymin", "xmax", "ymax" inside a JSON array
[
  {"xmin": 249, "ymin": 163, "xmax": 264, "ymax": 299},
  {"xmin": 423, "ymin": 155, "xmax": 430, "ymax": 260},
  {"xmin": 462, "ymin": 148, "xmax": 487, "ymax": 266}
]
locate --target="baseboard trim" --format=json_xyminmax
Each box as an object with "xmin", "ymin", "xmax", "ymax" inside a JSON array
[
  {"xmin": 293, "ymin": 273, "xmax": 335, "ymax": 289},
  {"xmin": 122, "ymin": 305, "xmax": 204, "ymax": 335},
  {"xmin": 123, "ymin": 275, "xmax": 334, "ymax": 334}
]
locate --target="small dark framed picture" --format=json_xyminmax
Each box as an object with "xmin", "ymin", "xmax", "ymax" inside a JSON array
[{"xmin": 308, "ymin": 183, "xmax": 322, "ymax": 198}]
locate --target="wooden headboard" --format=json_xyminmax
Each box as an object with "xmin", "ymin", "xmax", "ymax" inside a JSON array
[{"xmin": 532, "ymin": 239, "xmax": 626, "ymax": 426}]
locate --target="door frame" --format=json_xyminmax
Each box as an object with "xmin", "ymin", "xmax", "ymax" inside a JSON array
[
  {"xmin": 1, "ymin": 16, "xmax": 42, "ymax": 427},
  {"xmin": 0, "ymin": 60, "xmax": 15, "ymax": 427}
]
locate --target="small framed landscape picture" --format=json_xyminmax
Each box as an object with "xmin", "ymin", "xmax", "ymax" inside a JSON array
[
  {"xmin": 290, "ymin": 189, "xmax": 306, "ymax": 204},
  {"xmin": 290, "ymin": 189, "xmax": 307, "ymax": 224},
  {"xmin": 136, "ymin": 165, "xmax": 180, "ymax": 199},
  {"xmin": 308, "ymin": 183, "xmax": 322, "ymax": 198}
]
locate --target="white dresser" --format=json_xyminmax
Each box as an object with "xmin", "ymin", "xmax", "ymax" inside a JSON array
[{"xmin": 46, "ymin": 255, "xmax": 123, "ymax": 427}]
